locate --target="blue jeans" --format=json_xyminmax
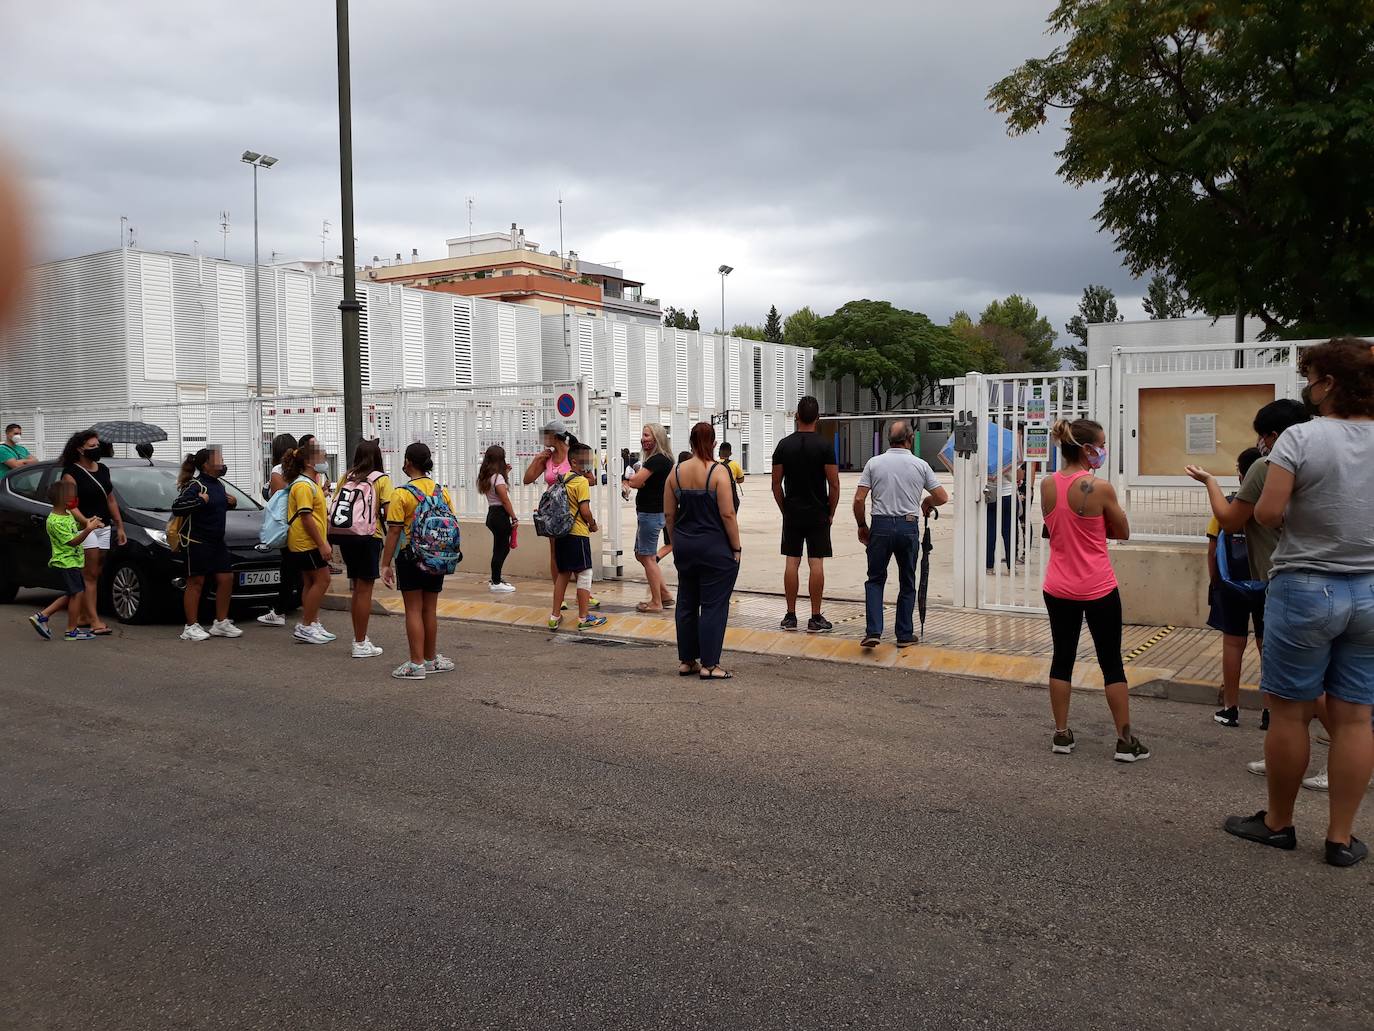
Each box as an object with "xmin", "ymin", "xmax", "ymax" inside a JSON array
[
  {"xmin": 864, "ymin": 515, "xmax": 919, "ymax": 640},
  {"xmin": 1261, "ymin": 571, "xmax": 1374, "ymax": 705},
  {"xmin": 986, "ymin": 494, "xmax": 1013, "ymax": 570}
]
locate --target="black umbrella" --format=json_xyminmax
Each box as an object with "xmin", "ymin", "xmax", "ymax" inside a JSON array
[
  {"xmin": 918, "ymin": 508, "xmax": 938, "ymax": 641},
  {"xmin": 88, "ymin": 421, "xmax": 169, "ymax": 446}
]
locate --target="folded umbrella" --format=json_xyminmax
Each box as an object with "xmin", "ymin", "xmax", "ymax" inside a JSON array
[
  {"xmin": 918, "ymin": 509, "xmax": 937, "ymax": 640},
  {"xmin": 88, "ymin": 420, "xmax": 169, "ymax": 447}
]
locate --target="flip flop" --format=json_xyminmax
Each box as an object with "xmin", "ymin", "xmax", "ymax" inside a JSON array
[
  {"xmin": 699, "ymin": 667, "xmax": 734, "ymax": 680},
  {"xmin": 89, "ymin": 626, "xmax": 113, "ymax": 636},
  {"xmin": 660, "ymin": 597, "xmax": 675, "ymax": 608},
  {"xmin": 636, "ymin": 602, "xmax": 664, "ymax": 613}
]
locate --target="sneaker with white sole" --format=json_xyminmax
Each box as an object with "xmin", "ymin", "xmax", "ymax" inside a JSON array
[
  {"xmin": 391, "ymin": 661, "xmax": 427, "ymax": 680},
  {"xmin": 294, "ymin": 623, "xmax": 330, "ymax": 645},
  {"xmin": 1246, "ymin": 758, "xmax": 1267, "ymax": 776},
  {"xmin": 351, "ymin": 639, "xmax": 384, "ymax": 658},
  {"xmin": 489, "ymin": 582, "xmax": 516, "ymax": 593},
  {"xmin": 209, "ymin": 619, "xmax": 243, "ymax": 638},
  {"xmin": 310, "ymin": 622, "xmax": 337, "ymax": 642},
  {"xmin": 1052, "ymin": 728, "xmax": 1076, "ymax": 754},
  {"xmin": 424, "ymin": 654, "xmax": 456, "ymax": 673},
  {"xmin": 256, "ymin": 610, "xmax": 286, "ymax": 627},
  {"xmin": 181, "ymin": 623, "xmax": 209, "ymax": 642},
  {"xmin": 1113, "ymin": 736, "xmax": 1151, "ymax": 763},
  {"xmin": 1302, "ymin": 768, "xmax": 1329, "ymax": 792}
]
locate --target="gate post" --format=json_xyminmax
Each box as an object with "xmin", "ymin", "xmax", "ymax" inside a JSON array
[{"xmin": 950, "ymin": 374, "xmax": 983, "ymax": 609}]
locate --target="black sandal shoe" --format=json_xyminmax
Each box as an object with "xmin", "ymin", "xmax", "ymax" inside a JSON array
[
  {"xmin": 678, "ymin": 663, "xmax": 701, "ymax": 676},
  {"xmin": 699, "ymin": 666, "xmax": 734, "ymax": 680}
]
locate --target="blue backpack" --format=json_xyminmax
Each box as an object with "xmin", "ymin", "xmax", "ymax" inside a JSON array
[
  {"xmin": 258, "ymin": 475, "xmax": 312, "ymax": 550},
  {"xmin": 401, "ymin": 483, "xmax": 462, "ymax": 575},
  {"xmin": 1217, "ymin": 528, "xmax": 1266, "ymax": 601}
]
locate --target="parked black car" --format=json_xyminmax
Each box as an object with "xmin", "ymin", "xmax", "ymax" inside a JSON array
[{"xmin": 0, "ymin": 459, "xmax": 292, "ymax": 623}]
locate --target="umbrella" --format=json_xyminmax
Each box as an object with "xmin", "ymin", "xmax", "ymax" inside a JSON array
[
  {"xmin": 938, "ymin": 423, "xmax": 1017, "ymax": 477},
  {"xmin": 88, "ymin": 421, "xmax": 169, "ymax": 447},
  {"xmin": 918, "ymin": 509, "xmax": 937, "ymax": 640}
]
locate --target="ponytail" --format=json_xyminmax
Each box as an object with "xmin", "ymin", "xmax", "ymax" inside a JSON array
[
  {"xmin": 177, "ymin": 447, "xmax": 218, "ymax": 489},
  {"xmin": 280, "ymin": 445, "xmax": 308, "ymax": 481},
  {"xmin": 1050, "ymin": 418, "xmax": 1103, "ymax": 462}
]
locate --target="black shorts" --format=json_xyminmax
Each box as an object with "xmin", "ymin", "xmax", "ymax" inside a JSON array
[
  {"xmin": 554, "ymin": 534, "xmax": 593, "ymax": 574},
  {"xmin": 780, "ymin": 512, "xmax": 832, "ymax": 559},
  {"xmin": 287, "ymin": 548, "xmax": 330, "ymax": 573},
  {"xmin": 57, "ymin": 567, "xmax": 85, "ymax": 597},
  {"xmin": 335, "ymin": 536, "xmax": 382, "ymax": 582},
  {"xmin": 1207, "ymin": 583, "xmax": 1266, "ymax": 639},
  {"xmin": 396, "ymin": 554, "xmax": 445, "ymax": 593},
  {"xmin": 185, "ymin": 541, "xmax": 234, "ymax": 577}
]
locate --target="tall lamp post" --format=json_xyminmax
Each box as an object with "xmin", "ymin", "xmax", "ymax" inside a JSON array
[
  {"xmin": 240, "ymin": 151, "xmax": 278, "ymax": 399},
  {"xmin": 335, "ymin": 0, "xmax": 363, "ymax": 460},
  {"xmin": 718, "ymin": 264, "xmax": 733, "ymax": 446}
]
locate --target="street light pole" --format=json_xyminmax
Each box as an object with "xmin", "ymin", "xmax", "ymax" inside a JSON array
[
  {"xmin": 241, "ymin": 151, "xmax": 277, "ymax": 399},
  {"xmin": 336, "ymin": 0, "xmax": 363, "ymax": 459},
  {"xmin": 717, "ymin": 264, "xmax": 733, "ymax": 446}
]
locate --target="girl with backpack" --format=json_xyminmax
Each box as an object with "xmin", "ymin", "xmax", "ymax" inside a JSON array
[
  {"xmin": 477, "ymin": 444, "xmax": 518, "ymax": 593},
  {"xmin": 257, "ymin": 432, "xmax": 298, "ymax": 628},
  {"xmin": 329, "ymin": 438, "xmax": 392, "ymax": 658},
  {"xmin": 172, "ymin": 447, "xmax": 242, "ymax": 642},
  {"xmin": 283, "ymin": 441, "xmax": 335, "ymax": 645},
  {"xmin": 381, "ymin": 442, "xmax": 460, "ymax": 680},
  {"xmin": 524, "ymin": 419, "xmax": 600, "ymax": 612}
]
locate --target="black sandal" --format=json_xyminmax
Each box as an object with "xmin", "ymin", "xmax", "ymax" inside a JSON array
[
  {"xmin": 698, "ymin": 666, "xmax": 733, "ymax": 680},
  {"xmin": 678, "ymin": 663, "xmax": 701, "ymax": 676}
]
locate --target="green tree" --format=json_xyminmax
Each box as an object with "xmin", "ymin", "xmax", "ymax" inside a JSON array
[
  {"xmin": 979, "ymin": 294, "xmax": 1059, "ymax": 371},
  {"xmin": 763, "ymin": 305, "xmax": 784, "ymax": 343},
  {"xmin": 1141, "ymin": 273, "xmax": 1192, "ymax": 320},
  {"xmin": 1063, "ymin": 285, "xmax": 1121, "ymax": 370},
  {"xmin": 989, "ymin": 1, "xmax": 1374, "ymax": 338},
  {"xmin": 662, "ymin": 306, "xmax": 689, "ymax": 330},
  {"xmin": 811, "ymin": 300, "xmax": 968, "ymax": 411},
  {"xmin": 688, "ymin": 309, "xmax": 701, "ymax": 331},
  {"xmin": 729, "ymin": 323, "xmax": 766, "ymax": 341},
  {"xmin": 783, "ymin": 305, "xmax": 819, "ymax": 347}
]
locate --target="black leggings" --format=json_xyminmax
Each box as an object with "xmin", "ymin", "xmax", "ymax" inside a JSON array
[
  {"xmin": 1043, "ymin": 589, "xmax": 1126, "ymax": 685},
  {"xmin": 486, "ymin": 506, "xmax": 512, "ymax": 583}
]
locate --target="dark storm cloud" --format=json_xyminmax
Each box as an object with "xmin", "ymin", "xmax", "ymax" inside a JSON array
[{"xmin": 0, "ymin": 0, "xmax": 1149, "ymax": 338}]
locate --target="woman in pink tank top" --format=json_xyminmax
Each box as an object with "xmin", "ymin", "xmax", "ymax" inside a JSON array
[
  {"xmin": 1040, "ymin": 418, "xmax": 1148, "ymax": 764},
  {"xmin": 521, "ymin": 419, "xmax": 599, "ymax": 610}
]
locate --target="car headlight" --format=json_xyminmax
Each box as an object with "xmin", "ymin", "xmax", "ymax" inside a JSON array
[{"xmin": 148, "ymin": 528, "xmax": 169, "ymax": 548}]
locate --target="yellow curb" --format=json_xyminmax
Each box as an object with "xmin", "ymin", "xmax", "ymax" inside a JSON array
[
  {"xmin": 758, "ymin": 633, "xmax": 820, "ymax": 658},
  {"xmin": 1170, "ymin": 677, "xmax": 1264, "ymax": 695},
  {"xmin": 825, "ymin": 639, "xmax": 902, "ymax": 668}
]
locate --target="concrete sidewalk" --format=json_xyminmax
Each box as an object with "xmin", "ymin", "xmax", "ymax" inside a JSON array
[{"xmin": 327, "ymin": 570, "xmax": 1257, "ymax": 703}]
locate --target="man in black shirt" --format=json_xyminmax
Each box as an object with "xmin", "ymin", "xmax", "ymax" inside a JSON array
[{"xmin": 771, "ymin": 395, "xmax": 840, "ymax": 632}]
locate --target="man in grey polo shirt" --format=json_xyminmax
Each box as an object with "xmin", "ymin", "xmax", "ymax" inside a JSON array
[{"xmin": 853, "ymin": 420, "xmax": 949, "ymax": 647}]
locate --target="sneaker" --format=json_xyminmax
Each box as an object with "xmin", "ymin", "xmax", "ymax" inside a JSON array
[
  {"xmin": 391, "ymin": 661, "xmax": 427, "ymax": 681},
  {"xmin": 293, "ymin": 623, "xmax": 330, "ymax": 645},
  {"xmin": 351, "ymin": 639, "xmax": 384, "ymax": 658},
  {"xmin": 28, "ymin": 613, "xmax": 51, "ymax": 640},
  {"xmin": 180, "ymin": 624, "xmax": 209, "ymax": 642},
  {"xmin": 578, "ymin": 614, "xmax": 608, "ymax": 630},
  {"xmin": 548, "ymin": 614, "xmax": 562, "ymax": 630},
  {"xmin": 896, "ymin": 638, "xmax": 918, "ymax": 648},
  {"xmin": 1224, "ymin": 810, "xmax": 1297, "ymax": 850},
  {"xmin": 780, "ymin": 612, "xmax": 799, "ymax": 632},
  {"xmin": 209, "ymin": 619, "xmax": 243, "ymax": 638},
  {"xmin": 861, "ymin": 635, "xmax": 880, "ymax": 649},
  {"xmin": 310, "ymin": 622, "xmax": 337, "ymax": 642},
  {"xmin": 1246, "ymin": 758, "xmax": 1267, "ymax": 776},
  {"xmin": 807, "ymin": 614, "xmax": 834, "ymax": 634},
  {"xmin": 561, "ymin": 597, "xmax": 601, "ymax": 611},
  {"xmin": 489, "ymin": 581, "xmax": 516, "ymax": 593},
  {"xmin": 1214, "ymin": 706, "xmax": 1239, "ymax": 728},
  {"xmin": 1113, "ymin": 736, "xmax": 1151, "ymax": 763},
  {"xmin": 1052, "ymin": 728, "xmax": 1076, "ymax": 755},
  {"xmin": 257, "ymin": 609, "xmax": 286, "ymax": 627},
  {"xmin": 1325, "ymin": 837, "xmax": 1369, "ymax": 868},
  {"xmin": 65, "ymin": 628, "xmax": 96, "ymax": 641},
  {"xmin": 424, "ymin": 654, "xmax": 456, "ymax": 674},
  {"xmin": 1302, "ymin": 768, "xmax": 1329, "ymax": 792}
]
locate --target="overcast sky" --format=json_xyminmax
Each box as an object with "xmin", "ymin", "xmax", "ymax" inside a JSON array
[{"xmin": 1, "ymin": 0, "xmax": 1154, "ymax": 339}]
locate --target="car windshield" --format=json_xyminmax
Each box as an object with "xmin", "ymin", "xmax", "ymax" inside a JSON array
[{"xmin": 108, "ymin": 466, "xmax": 262, "ymax": 512}]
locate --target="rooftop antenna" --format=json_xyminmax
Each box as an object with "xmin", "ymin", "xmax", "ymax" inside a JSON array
[
  {"xmin": 559, "ymin": 190, "xmax": 570, "ymax": 356},
  {"xmin": 466, "ymin": 195, "xmax": 474, "ymax": 253},
  {"xmin": 321, "ymin": 220, "xmax": 331, "ymax": 261},
  {"xmin": 119, "ymin": 215, "xmax": 128, "ymax": 250},
  {"xmin": 193, "ymin": 239, "xmax": 199, "ymax": 257},
  {"xmin": 218, "ymin": 210, "xmax": 231, "ymax": 259}
]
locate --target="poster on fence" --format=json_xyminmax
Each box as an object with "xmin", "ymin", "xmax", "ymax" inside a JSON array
[{"xmin": 1024, "ymin": 425, "xmax": 1049, "ymax": 462}]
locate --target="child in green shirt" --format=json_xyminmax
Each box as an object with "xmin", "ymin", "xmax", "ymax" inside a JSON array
[{"xmin": 28, "ymin": 481, "xmax": 103, "ymax": 641}]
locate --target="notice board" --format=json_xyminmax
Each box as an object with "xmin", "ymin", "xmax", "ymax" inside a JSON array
[{"xmin": 1137, "ymin": 383, "xmax": 1277, "ymax": 478}]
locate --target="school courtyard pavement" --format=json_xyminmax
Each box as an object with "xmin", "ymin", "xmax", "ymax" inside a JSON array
[{"xmin": 0, "ymin": 607, "xmax": 1367, "ymax": 1030}]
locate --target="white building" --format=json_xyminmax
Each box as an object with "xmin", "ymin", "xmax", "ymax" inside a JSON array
[{"xmin": 1086, "ymin": 315, "xmax": 1267, "ymax": 370}]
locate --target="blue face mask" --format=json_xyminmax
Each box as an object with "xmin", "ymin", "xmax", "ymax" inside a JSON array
[{"xmin": 1085, "ymin": 446, "xmax": 1107, "ymax": 470}]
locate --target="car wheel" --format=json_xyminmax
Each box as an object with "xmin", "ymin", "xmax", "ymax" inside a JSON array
[{"xmin": 108, "ymin": 560, "xmax": 155, "ymax": 624}]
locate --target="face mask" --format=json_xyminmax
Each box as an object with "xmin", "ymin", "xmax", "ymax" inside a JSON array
[
  {"xmin": 214, "ymin": 464, "xmax": 228, "ymax": 478},
  {"xmin": 1301, "ymin": 382, "xmax": 1328, "ymax": 416},
  {"xmin": 1086, "ymin": 446, "xmax": 1107, "ymax": 470},
  {"xmin": 314, "ymin": 462, "xmax": 330, "ymax": 474},
  {"xmin": 83, "ymin": 447, "xmax": 101, "ymax": 461},
  {"xmin": 8, "ymin": 435, "xmax": 20, "ymax": 445},
  {"xmin": 1256, "ymin": 435, "xmax": 1272, "ymax": 456}
]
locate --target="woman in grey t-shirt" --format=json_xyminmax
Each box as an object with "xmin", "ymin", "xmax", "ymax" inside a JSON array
[{"xmin": 1223, "ymin": 338, "xmax": 1374, "ymax": 868}]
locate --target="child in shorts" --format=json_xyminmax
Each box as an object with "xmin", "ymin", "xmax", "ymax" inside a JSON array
[
  {"xmin": 29, "ymin": 481, "xmax": 103, "ymax": 641},
  {"xmin": 1205, "ymin": 446, "xmax": 1265, "ymax": 726},
  {"xmin": 548, "ymin": 442, "xmax": 607, "ymax": 631}
]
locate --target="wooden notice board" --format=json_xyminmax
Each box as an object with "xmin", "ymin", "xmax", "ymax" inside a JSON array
[{"xmin": 1137, "ymin": 383, "xmax": 1277, "ymax": 477}]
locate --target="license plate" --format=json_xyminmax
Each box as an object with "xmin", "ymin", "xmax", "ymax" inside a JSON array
[{"xmin": 239, "ymin": 570, "xmax": 281, "ymax": 587}]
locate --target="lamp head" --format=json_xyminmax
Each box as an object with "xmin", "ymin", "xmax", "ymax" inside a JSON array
[
  {"xmin": 258, "ymin": 155, "xmax": 278, "ymax": 168},
  {"xmin": 241, "ymin": 150, "xmax": 261, "ymax": 163},
  {"xmin": 718, "ymin": 264, "xmax": 733, "ymax": 276}
]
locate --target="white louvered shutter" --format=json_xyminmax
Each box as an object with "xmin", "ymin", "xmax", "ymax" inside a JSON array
[
  {"xmin": 612, "ymin": 323, "xmax": 628, "ymax": 395},
  {"xmin": 674, "ymin": 331, "xmax": 688, "ymax": 409},
  {"xmin": 702, "ymin": 336, "xmax": 716, "ymax": 409},
  {"xmin": 283, "ymin": 273, "xmax": 313, "ymax": 388},
  {"xmin": 357, "ymin": 293, "xmax": 372, "ymax": 390},
  {"xmin": 497, "ymin": 306, "xmax": 518, "ymax": 383},
  {"xmin": 402, "ymin": 291, "xmax": 425, "ymax": 387},
  {"xmin": 453, "ymin": 301, "xmax": 473, "ymax": 387},
  {"xmin": 215, "ymin": 265, "xmax": 247, "ymax": 384},
  {"xmin": 141, "ymin": 254, "xmax": 176, "ymax": 382},
  {"xmin": 578, "ymin": 319, "xmax": 595, "ymax": 389},
  {"xmin": 728, "ymin": 339, "xmax": 741, "ymax": 410},
  {"xmin": 643, "ymin": 327, "xmax": 660, "ymax": 404}
]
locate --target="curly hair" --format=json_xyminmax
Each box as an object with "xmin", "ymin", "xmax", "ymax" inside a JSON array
[{"xmin": 1299, "ymin": 337, "xmax": 1374, "ymax": 418}]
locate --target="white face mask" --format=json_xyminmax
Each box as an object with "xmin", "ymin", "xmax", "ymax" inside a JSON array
[
  {"xmin": 7, "ymin": 435, "xmax": 20, "ymax": 445},
  {"xmin": 314, "ymin": 462, "xmax": 330, "ymax": 474}
]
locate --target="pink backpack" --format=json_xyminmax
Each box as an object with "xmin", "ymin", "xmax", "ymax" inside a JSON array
[{"xmin": 328, "ymin": 471, "xmax": 384, "ymax": 538}]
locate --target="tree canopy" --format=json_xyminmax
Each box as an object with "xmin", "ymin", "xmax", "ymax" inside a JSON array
[
  {"xmin": 811, "ymin": 300, "xmax": 968, "ymax": 411},
  {"xmin": 979, "ymin": 294, "xmax": 1059, "ymax": 371},
  {"xmin": 783, "ymin": 306, "xmax": 819, "ymax": 348},
  {"xmin": 763, "ymin": 305, "xmax": 784, "ymax": 343},
  {"xmin": 1063, "ymin": 284, "xmax": 1121, "ymax": 369},
  {"xmin": 662, "ymin": 306, "xmax": 700, "ymax": 330},
  {"xmin": 989, "ymin": 1, "xmax": 1374, "ymax": 338},
  {"xmin": 1141, "ymin": 273, "xmax": 1193, "ymax": 320}
]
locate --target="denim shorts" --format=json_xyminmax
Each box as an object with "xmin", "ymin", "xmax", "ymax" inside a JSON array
[
  {"xmin": 1261, "ymin": 571, "xmax": 1374, "ymax": 705},
  {"xmin": 634, "ymin": 512, "xmax": 665, "ymax": 557}
]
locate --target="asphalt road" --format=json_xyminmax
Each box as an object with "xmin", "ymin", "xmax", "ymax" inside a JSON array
[{"xmin": 1, "ymin": 594, "xmax": 1370, "ymax": 1031}]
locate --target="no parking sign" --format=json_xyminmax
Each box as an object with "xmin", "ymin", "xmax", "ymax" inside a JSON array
[{"xmin": 556, "ymin": 393, "xmax": 576, "ymax": 419}]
